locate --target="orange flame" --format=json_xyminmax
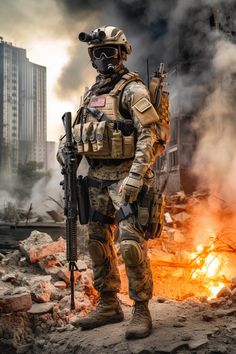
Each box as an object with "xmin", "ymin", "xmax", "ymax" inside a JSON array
[{"xmin": 190, "ymin": 241, "xmax": 226, "ymax": 299}]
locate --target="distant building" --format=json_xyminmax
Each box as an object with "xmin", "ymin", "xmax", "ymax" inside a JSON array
[
  {"xmin": 46, "ymin": 141, "xmax": 57, "ymax": 170},
  {"xmin": 0, "ymin": 39, "xmax": 47, "ymax": 182},
  {"xmin": 156, "ymin": 4, "xmax": 236, "ymax": 194}
]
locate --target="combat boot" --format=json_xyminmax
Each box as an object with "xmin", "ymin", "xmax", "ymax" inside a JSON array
[
  {"xmin": 125, "ymin": 301, "xmax": 152, "ymax": 339},
  {"xmin": 78, "ymin": 292, "xmax": 124, "ymax": 330}
]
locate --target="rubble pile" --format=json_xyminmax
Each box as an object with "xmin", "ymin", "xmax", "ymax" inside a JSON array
[{"xmin": 0, "ymin": 230, "xmax": 97, "ymax": 353}]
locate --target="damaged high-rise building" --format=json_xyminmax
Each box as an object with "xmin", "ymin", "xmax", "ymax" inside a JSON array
[
  {"xmin": 0, "ymin": 39, "xmax": 47, "ymax": 182},
  {"xmin": 156, "ymin": 2, "xmax": 236, "ymax": 194}
]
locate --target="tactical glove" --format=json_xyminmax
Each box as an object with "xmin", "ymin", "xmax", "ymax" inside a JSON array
[{"xmin": 121, "ymin": 172, "xmax": 143, "ymax": 204}]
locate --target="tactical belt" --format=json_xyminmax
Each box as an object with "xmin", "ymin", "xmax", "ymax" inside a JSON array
[
  {"xmin": 87, "ymin": 176, "xmax": 118, "ymax": 189},
  {"xmin": 115, "ymin": 203, "xmax": 137, "ymax": 223}
]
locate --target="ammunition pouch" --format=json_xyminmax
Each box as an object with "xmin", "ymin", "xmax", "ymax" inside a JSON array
[{"xmin": 73, "ymin": 120, "xmax": 135, "ymax": 159}]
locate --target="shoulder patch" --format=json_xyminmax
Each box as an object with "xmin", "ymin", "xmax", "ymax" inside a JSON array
[{"xmin": 133, "ymin": 97, "xmax": 152, "ymax": 113}]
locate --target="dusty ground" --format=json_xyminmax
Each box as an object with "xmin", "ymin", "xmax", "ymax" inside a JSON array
[
  {"xmin": 31, "ymin": 298, "xmax": 236, "ymax": 354},
  {"xmin": 1, "ymin": 296, "xmax": 235, "ymax": 354}
]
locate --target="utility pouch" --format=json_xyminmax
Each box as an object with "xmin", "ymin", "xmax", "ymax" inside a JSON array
[
  {"xmin": 137, "ymin": 186, "xmax": 152, "ymax": 227},
  {"xmin": 77, "ymin": 175, "xmax": 90, "ymax": 225},
  {"xmin": 123, "ymin": 135, "xmax": 135, "ymax": 158},
  {"xmin": 111, "ymin": 129, "xmax": 123, "ymax": 158},
  {"xmin": 96, "ymin": 121, "xmax": 106, "ymax": 151},
  {"xmin": 82, "ymin": 122, "xmax": 93, "ymax": 152},
  {"xmin": 89, "ymin": 122, "xmax": 98, "ymax": 152},
  {"xmin": 73, "ymin": 123, "xmax": 83, "ymax": 153}
]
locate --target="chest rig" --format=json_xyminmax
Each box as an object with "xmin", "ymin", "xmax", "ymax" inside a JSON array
[{"xmin": 73, "ymin": 72, "xmax": 143, "ymax": 159}]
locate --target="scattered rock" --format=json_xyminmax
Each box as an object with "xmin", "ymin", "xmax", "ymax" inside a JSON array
[
  {"xmin": 156, "ymin": 296, "xmax": 167, "ymax": 303},
  {"xmin": 202, "ymin": 312, "xmax": 215, "ymax": 322},
  {"xmin": 38, "ymin": 253, "xmax": 66, "ymax": 272},
  {"xmin": 29, "ymin": 277, "xmax": 53, "ymax": 303},
  {"xmin": 76, "ymin": 260, "xmax": 87, "ymax": 272},
  {"xmin": 57, "ymin": 267, "xmax": 81, "ymax": 284},
  {"xmin": 2, "ymin": 273, "xmax": 16, "ymax": 282},
  {"xmin": 54, "ymin": 281, "xmax": 67, "ymax": 289},
  {"xmin": 173, "ymin": 322, "xmax": 185, "ymax": 327},
  {"xmin": 215, "ymin": 308, "xmax": 236, "ymax": 317},
  {"xmin": 1, "ymin": 257, "xmax": 9, "ymax": 266},
  {"xmin": 0, "ymin": 293, "xmax": 32, "ymax": 313},
  {"xmin": 70, "ymin": 316, "xmax": 81, "ymax": 327},
  {"xmin": 28, "ymin": 302, "xmax": 55, "ymax": 314},
  {"xmin": 199, "ymin": 296, "xmax": 208, "ymax": 303},
  {"xmin": 216, "ymin": 286, "xmax": 232, "ymax": 298},
  {"xmin": 19, "ymin": 257, "xmax": 28, "ymax": 267},
  {"xmin": 208, "ymin": 297, "xmax": 226, "ymax": 308},
  {"xmin": 0, "ymin": 267, "xmax": 6, "ymax": 277},
  {"xmin": 19, "ymin": 231, "xmax": 65, "ymax": 263},
  {"xmin": 230, "ymin": 277, "xmax": 236, "ymax": 290},
  {"xmin": 12, "ymin": 287, "xmax": 30, "ymax": 295}
]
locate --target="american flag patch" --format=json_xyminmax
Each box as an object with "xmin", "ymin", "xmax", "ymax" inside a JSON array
[{"xmin": 89, "ymin": 97, "xmax": 106, "ymax": 107}]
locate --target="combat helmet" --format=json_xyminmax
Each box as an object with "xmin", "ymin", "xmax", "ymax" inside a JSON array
[{"xmin": 79, "ymin": 26, "xmax": 132, "ymax": 61}]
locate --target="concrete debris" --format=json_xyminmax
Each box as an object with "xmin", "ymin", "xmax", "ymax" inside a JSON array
[
  {"xmin": 54, "ymin": 281, "xmax": 67, "ymax": 289},
  {"xmin": 0, "ymin": 293, "xmax": 32, "ymax": 313},
  {"xmin": 164, "ymin": 212, "xmax": 173, "ymax": 224},
  {"xmin": 76, "ymin": 259, "xmax": 87, "ymax": 272},
  {"xmin": 2, "ymin": 272, "xmax": 16, "ymax": 282},
  {"xmin": 20, "ymin": 233, "xmax": 66, "ymax": 263},
  {"xmin": 216, "ymin": 286, "xmax": 232, "ymax": 298},
  {"xmin": 28, "ymin": 302, "xmax": 56, "ymax": 315},
  {"xmin": 57, "ymin": 266, "xmax": 81, "ymax": 284},
  {"xmin": 172, "ymin": 211, "xmax": 191, "ymax": 223}
]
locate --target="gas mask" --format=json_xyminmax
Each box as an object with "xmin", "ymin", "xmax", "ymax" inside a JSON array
[{"xmin": 91, "ymin": 46, "xmax": 122, "ymax": 75}]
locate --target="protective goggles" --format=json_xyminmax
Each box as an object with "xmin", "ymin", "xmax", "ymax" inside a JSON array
[{"xmin": 93, "ymin": 46, "xmax": 119, "ymax": 59}]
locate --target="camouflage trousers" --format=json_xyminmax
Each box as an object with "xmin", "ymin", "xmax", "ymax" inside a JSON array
[{"xmin": 87, "ymin": 177, "xmax": 153, "ymax": 302}]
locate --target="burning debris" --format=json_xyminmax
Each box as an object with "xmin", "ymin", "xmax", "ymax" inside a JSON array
[{"xmin": 119, "ymin": 191, "xmax": 236, "ymax": 303}]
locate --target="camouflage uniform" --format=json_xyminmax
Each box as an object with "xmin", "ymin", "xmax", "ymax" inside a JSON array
[
  {"xmin": 86, "ymin": 79, "xmax": 162, "ymax": 301},
  {"xmin": 58, "ymin": 25, "xmax": 167, "ymax": 337}
]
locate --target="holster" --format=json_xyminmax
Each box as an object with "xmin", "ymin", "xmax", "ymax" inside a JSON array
[{"xmin": 77, "ymin": 175, "xmax": 90, "ymax": 224}]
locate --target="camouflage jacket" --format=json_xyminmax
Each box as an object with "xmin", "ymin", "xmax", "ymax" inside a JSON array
[{"xmin": 87, "ymin": 78, "xmax": 164, "ymax": 181}]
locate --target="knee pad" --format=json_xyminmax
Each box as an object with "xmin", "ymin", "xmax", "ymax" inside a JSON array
[
  {"xmin": 120, "ymin": 240, "xmax": 144, "ymax": 267},
  {"xmin": 88, "ymin": 239, "xmax": 106, "ymax": 266}
]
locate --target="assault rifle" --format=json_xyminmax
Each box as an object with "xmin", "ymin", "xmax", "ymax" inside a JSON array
[{"xmin": 60, "ymin": 112, "xmax": 79, "ymax": 310}]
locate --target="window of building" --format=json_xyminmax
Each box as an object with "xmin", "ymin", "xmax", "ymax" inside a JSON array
[
  {"xmin": 156, "ymin": 153, "xmax": 167, "ymax": 172},
  {"xmin": 168, "ymin": 149, "xmax": 178, "ymax": 170}
]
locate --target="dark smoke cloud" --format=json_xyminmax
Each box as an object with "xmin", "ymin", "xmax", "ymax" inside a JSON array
[{"xmin": 54, "ymin": 0, "xmax": 236, "ymax": 101}]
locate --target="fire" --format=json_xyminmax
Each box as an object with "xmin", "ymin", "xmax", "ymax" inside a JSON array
[{"xmin": 190, "ymin": 240, "xmax": 226, "ymax": 299}]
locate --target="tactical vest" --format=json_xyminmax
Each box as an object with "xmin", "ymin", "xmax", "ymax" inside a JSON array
[{"xmin": 73, "ymin": 72, "xmax": 143, "ymax": 159}]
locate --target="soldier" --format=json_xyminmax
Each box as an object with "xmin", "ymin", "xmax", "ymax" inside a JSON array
[{"xmin": 57, "ymin": 25, "xmax": 168, "ymax": 339}]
